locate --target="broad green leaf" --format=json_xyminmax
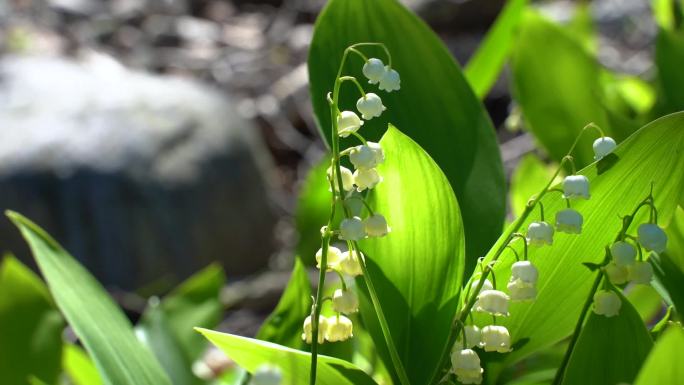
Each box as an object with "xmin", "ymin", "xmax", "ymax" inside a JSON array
[
  {"xmin": 626, "ymin": 284, "xmax": 664, "ymax": 322},
  {"xmin": 665, "ymin": 206, "xmax": 684, "ymax": 269},
  {"xmin": 634, "ymin": 326, "xmax": 684, "ymax": 385},
  {"xmin": 196, "ymin": 328, "xmax": 377, "ymax": 385},
  {"xmin": 309, "ymin": 0, "xmax": 505, "ymax": 266},
  {"xmin": 0, "ymin": 255, "xmax": 63, "ymax": 385},
  {"xmin": 510, "ymin": 154, "xmax": 558, "ymax": 218},
  {"xmin": 255, "ymin": 257, "xmax": 310, "ymax": 350},
  {"xmin": 561, "ymin": 290, "xmax": 653, "ymax": 385},
  {"xmin": 7, "ymin": 211, "xmax": 172, "ymax": 385},
  {"xmin": 655, "ymin": 28, "xmax": 684, "ymax": 113},
  {"xmin": 63, "ymin": 344, "xmax": 104, "ymax": 385},
  {"xmin": 359, "ymin": 125, "xmax": 464, "ymax": 385},
  {"xmin": 650, "ymin": 252, "xmax": 684, "ymax": 317},
  {"xmin": 482, "ymin": 112, "xmax": 684, "ymax": 380},
  {"xmin": 464, "ymin": 0, "xmax": 527, "ymax": 99},
  {"xmin": 511, "ymin": 11, "xmax": 612, "ymax": 167}
]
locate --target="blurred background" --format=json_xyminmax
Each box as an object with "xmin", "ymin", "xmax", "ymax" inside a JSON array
[{"xmin": 0, "ymin": 0, "xmax": 657, "ymax": 341}]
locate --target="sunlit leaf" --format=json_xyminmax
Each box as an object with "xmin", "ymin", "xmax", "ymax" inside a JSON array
[
  {"xmin": 634, "ymin": 326, "xmax": 684, "ymax": 385},
  {"xmin": 63, "ymin": 344, "xmax": 104, "ymax": 385},
  {"xmin": 509, "ymin": 154, "xmax": 558, "ymax": 219}
]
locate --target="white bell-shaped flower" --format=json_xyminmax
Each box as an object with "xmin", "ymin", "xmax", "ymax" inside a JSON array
[
  {"xmin": 481, "ymin": 325, "xmax": 512, "ymax": 353},
  {"xmin": 474, "ymin": 289, "xmax": 510, "ymax": 316},
  {"xmin": 367, "ymin": 142, "xmax": 385, "ymax": 164},
  {"xmin": 339, "ymin": 250, "xmax": 363, "ymax": 276},
  {"xmin": 378, "ymin": 66, "xmax": 400, "ymax": 92},
  {"xmin": 332, "ymin": 288, "xmax": 359, "ymax": 314},
  {"xmin": 364, "ymin": 214, "xmax": 391, "ymax": 237},
  {"xmin": 337, "ymin": 111, "xmax": 363, "ymax": 138},
  {"xmin": 527, "ymin": 221, "xmax": 554, "ymax": 246},
  {"xmin": 315, "ymin": 246, "xmax": 343, "ymax": 271},
  {"xmin": 349, "ymin": 142, "xmax": 385, "ymax": 169},
  {"xmin": 510, "ymin": 261, "xmax": 538, "ymax": 283},
  {"xmin": 326, "ymin": 315, "xmax": 353, "ymax": 342},
  {"xmin": 250, "ymin": 365, "xmax": 282, "ymax": 385},
  {"xmin": 507, "ymin": 279, "xmax": 537, "ymax": 301},
  {"xmin": 593, "ymin": 290, "xmax": 621, "ymax": 317},
  {"xmin": 354, "ymin": 168, "xmax": 382, "ymax": 191},
  {"xmin": 362, "ymin": 58, "xmax": 385, "ymax": 84},
  {"xmin": 555, "ymin": 208, "xmax": 583, "ymax": 234},
  {"xmin": 451, "ymin": 349, "xmax": 483, "ymax": 385},
  {"xmin": 471, "ymin": 278, "xmax": 494, "ymax": 292},
  {"xmin": 605, "ymin": 262, "xmax": 629, "ymax": 285},
  {"xmin": 339, "ymin": 217, "xmax": 366, "ymax": 241},
  {"xmin": 302, "ymin": 315, "xmax": 328, "ymax": 344},
  {"xmin": 593, "ymin": 137, "xmax": 617, "ymax": 160},
  {"xmin": 327, "ymin": 166, "xmax": 354, "ymax": 192},
  {"xmin": 628, "ymin": 261, "xmax": 653, "ymax": 285},
  {"xmin": 456, "ymin": 325, "xmax": 482, "ymax": 349},
  {"xmin": 356, "ymin": 93, "xmax": 386, "ymax": 120},
  {"xmin": 637, "ymin": 223, "xmax": 668, "ymax": 253},
  {"xmin": 562, "ymin": 175, "xmax": 590, "ymax": 200},
  {"xmin": 611, "ymin": 241, "xmax": 637, "ymax": 266}
]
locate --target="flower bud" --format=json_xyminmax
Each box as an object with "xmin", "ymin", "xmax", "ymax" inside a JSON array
[
  {"xmin": 562, "ymin": 175, "xmax": 590, "ymax": 200},
  {"xmin": 628, "ymin": 261, "xmax": 653, "ymax": 285},
  {"xmin": 315, "ymin": 246, "xmax": 343, "ymax": 271},
  {"xmin": 593, "ymin": 137, "xmax": 616, "ymax": 160},
  {"xmin": 354, "ymin": 168, "xmax": 382, "ymax": 191},
  {"xmin": 337, "ymin": 111, "xmax": 363, "ymax": 138},
  {"xmin": 326, "ymin": 315, "xmax": 353, "ymax": 342},
  {"xmin": 555, "ymin": 208, "xmax": 583, "ymax": 234},
  {"xmin": 593, "ymin": 290, "xmax": 621, "ymax": 317},
  {"xmin": 450, "ymin": 349, "xmax": 483, "ymax": 385},
  {"xmin": 379, "ymin": 66, "xmax": 401, "ymax": 92},
  {"xmin": 339, "ymin": 217, "xmax": 365, "ymax": 241},
  {"xmin": 481, "ymin": 325, "xmax": 512, "ymax": 353},
  {"xmin": 474, "ymin": 290, "xmax": 510, "ymax": 316},
  {"xmin": 637, "ymin": 223, "xmax": 668, "ymax": 253},
  {"xmin": 339, "ymin": 250, "xmax": 363, "ymax": 276},
  {"xmin": 327, "ymin": 166, "xmax": 354, "ymax": 192},
  {"xmin": 605, "ymin": 262, "xmax": 629, "ymax": 285},
  {"xmin": 527, "ymin": 221, "xmax": 554, "ymax": 246},
  {"xmin": 250, "ymin": 365, "xmax": 282, "ymax": 385},
  {"xmin": 611, "ymin": 241, "xmax": 637, "ymax": 266},
  {"xmin": 364, "ymin": 214, "xmax": 391, "ymax": 237},
  {"xmin": 302, "ymin": 315, "xmax": 328, "ymax": 344},
  {"xmin": 356, "ymin": 93, "xmax": 386, "ymax": 120},
  {"xmin": 362, "ymin": 58, "xmax": 385, "ymax": 84},
  {"xmin": 332, "ymin": 289, "xmax": 359, "ymax": 314}
]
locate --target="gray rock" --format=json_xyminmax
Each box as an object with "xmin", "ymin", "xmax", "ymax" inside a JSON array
[{"xmin": 0, "ymin": 53, "xmax": 278, "ymax": 289}]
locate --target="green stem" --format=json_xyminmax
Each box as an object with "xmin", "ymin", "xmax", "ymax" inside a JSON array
[
  {"xmin": 309, "ymin": 227, "xmax": 333, "ymax": 385},
  {"xmin": 339, "ymin": 76, "xmax": 367, "ymax": 97}
]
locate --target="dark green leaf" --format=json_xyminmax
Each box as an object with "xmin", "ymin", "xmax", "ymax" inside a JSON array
[
  {"xmin": 634, "ymin": 326, "xmax": 684, "ymax": 385},
  {"xmin": 649, "ymin": 252, "xmax": 684, "ymax": 318}
]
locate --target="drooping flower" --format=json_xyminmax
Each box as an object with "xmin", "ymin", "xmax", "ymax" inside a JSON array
[
  {"xmin": 315, "ymin": 246, "xmax": 343, "ymax": 271},
  {"xmin": 332, "ymin": 288, "xmax": 359, "ymax": 313},
  {"xmin": 562, "ymin": 175, "xmax": 590, "ymax": 200},
  {"xmin": 356, "ymin": 93, "xmax": 386, "ymax": 120},
  {"xmin": 507, "ymin": 279, "xmax": 536, "ymax": 301},
  {"xmin": 250, "ymin": 365, "xmax": 282, "ymax": 385},
  {"xmin": 457, "ymin": 325, "xmax": 482, "ymax": 349},
  {"xmin": 555, "ymin": 208, "xmax": 583, "ymax": 234},
  {"xmin": 326, "ymin": 315, "xmax": 353, "ymax": 342},
  {"xmin": 378, "ymin": 66, "xmax": 400, "ymax": 92},
  {"xmin": 605, "ymin": 262, "xmax": 629, "ymax": 285},
  {"xmin": 302, "ymin": 315, "xmax": 328, "ymax": 344},
  {"xmin": 366, "ymin": 142, "xmax": 385, "ymax": 164},
  {"xmin": 637, "ymin": 223, "xmax": 668, "ymax": 253},
  {"xmin": 628, "ymin": 260, "xmax": 653, "ymax": 285},
  {"xmin": 362, "ymin": 58, "xmax": 385, "ymax": 84},
  {"xmin": 508, "ymin": 261, "xmax": 539, "ymax": 301},
  {"xmin": 451, "ymin": 348, "xmax": 483, "ymax": 385},
  {"xmin": 611, "ymin": 241, "xmax": 637, "ymax": 266},
  {"xmin": 474, "ymin": 290, "xmax": 510, "ymax": 316},
  {"xmin": 527, "ymin": 221, "xmax": 554, "ymax": 246},
  {"xmin": 593, "ymin": 137, "xmax": 617, "ymax": 160},
  {"xmin": 481, "ymin": 325, "xmax": 512, "ymax": 353},
  {"xmin": 339, "ymin": 217, "xmax": 365, "ymax": 241},
  {"xmin": 364, "ymin": 214, "xmax": 391, "ymax": 237},
  {"xmin": 592, "ymin": 290, "xmax": 621, "ymax": 317},
  {"xmin": 471, "ymin": 278, "xmax": 494, "ymax": 292},
  {"xmin": 354, "ymin": 168, "xmax": 382, "ymax": 191},
  {"xmin": 349, "ymin": 143, "xmax": 384, "ymax": 169},
  {"xmin": 337, "ymin": 111, "xmax": 363, "ymax": 138},
  {"xmin": 327, "ymin": 166, "xmax": 354, "ymax": 192},
  {"xmin": 339, "ymin": 250, "xmax": 363, "ymax": 276}
]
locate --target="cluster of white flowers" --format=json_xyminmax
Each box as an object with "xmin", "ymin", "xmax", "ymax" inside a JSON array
[{"xmin": 301, "ymin": 314, "xmax": 354, "ymax": 343}]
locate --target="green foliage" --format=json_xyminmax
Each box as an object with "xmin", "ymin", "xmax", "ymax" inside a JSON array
[
  {"xmin": 358, "ymin": 125, "xmax": 464, "ymax": 385},
  {"xmin": 295, "ymin": 159, "xmax": 334, "ymax": 265},
  {"xmin": 509, "ymin": 154, "xmax": 558, "ymax": 219},
  {"xmin": 63, "ymin": 344, "xmax": 104, "ymax": 385},
  {"xmin": 7, "ymin": 211, "xmax": 172, "ymax": 385},
  {"xmin": 308, "ymin": 0, "xmax": 505, "ymax": 267},
  {"xmin": 650, "ymin": 252, "xmax": 684, "ymax": 318},
  {"xmin": 561, "ymin": 290, "xmax": 653, "ymax": 385},
  {"xmin": 196, "ymin": 328, "xmax": 377, "ymax": 385},
  {"xmin": 634, "ymin": 326, "xmax": 684, "ymax": 385},
  {"xmin": 0, "ymin": 255, "xmax": 64, "ymax": 385}
]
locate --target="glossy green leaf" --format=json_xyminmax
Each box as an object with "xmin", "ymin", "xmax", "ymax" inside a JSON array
[
  {"xmin": 196, "ymin": 328, "xmax": 377, "ymax": 385},
  {"xmin": 511, "ymin": 11, "xmax": 613, "ymax": 167},
  {"xmin": 634, "ymin": 326, "xmax": 684, "ymax": 385},
  {"xmin": 358, "ymin": 125, "xmax": 464, "ymax": 385},
  {"xmin": 6, "ymin": 211, "xmax": 172, "ymax": 385},
  {"xmin": 482, "ymin": 112, "xmax": 684, "ymax": 379},
  {"xmin": 464, "ymin": 0, "xmax": 527, "ymax": 99},
  {"xmin": 510, "ymin": 154, "xmax": 558, "ymax": 218},
  {"xmin": 309, "ymin": 0, "xmax": 505, "ymax": 266},
  {"xmin": 0, "ymin": 255, "xmax": 64, "ymax": 385},
  {"xmin": 63, "ymin": 344, "xmax": 104, "ymax": 385},
  {"xmin": 561, "ymin": 290, "xmax": 653, "ymax": 385}
]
